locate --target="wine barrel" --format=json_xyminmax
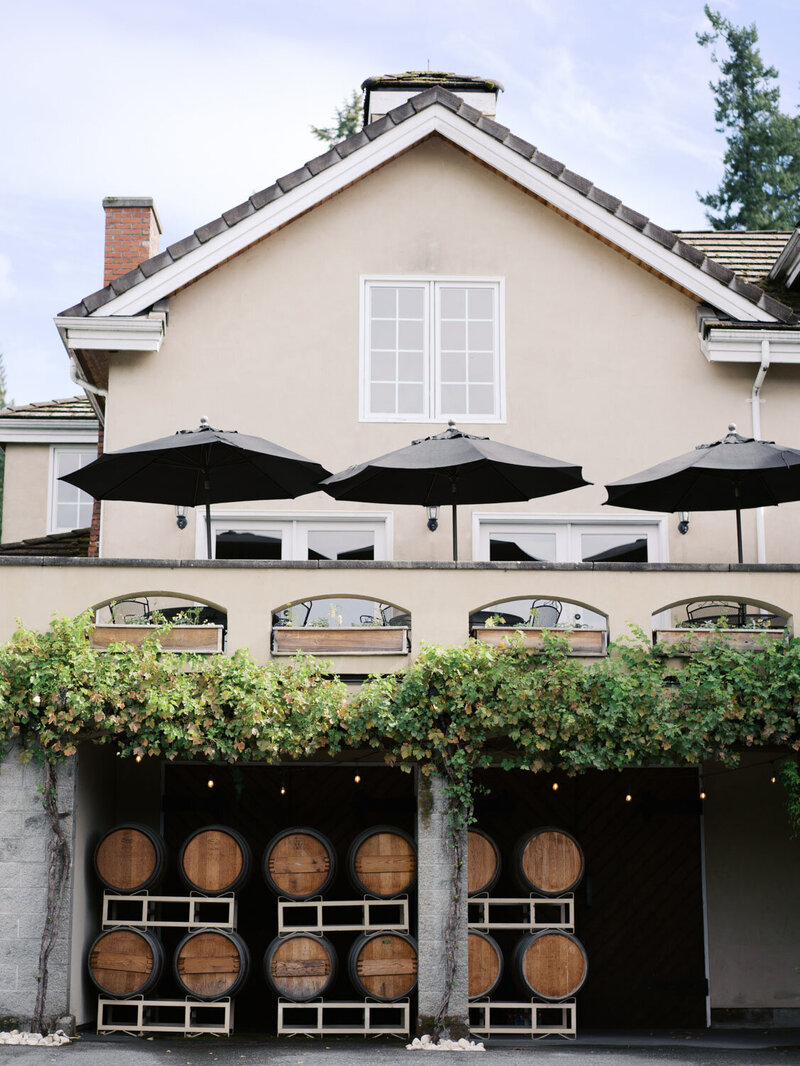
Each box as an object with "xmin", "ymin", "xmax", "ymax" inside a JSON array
[
  {"xmin": 348, "ymin": 932, "xmax": 418, "ymax": 1001},
  {"xmin": 348, "ymin": 826, "xmax": 416, "ymax": 898},
  {"xmin": 178, "ymin": 826, "xmax": 251, "ymax": 895},
  {"xmin": 94, "ymin": 824, "xmax": 166, "ymax": 893},
  {"xmin": 264, "ymin": 933, "xmax": 337, "ymax": 1001},
  {"xmin": 174, "ymin": 929, "xmax": 250, "ymax": 1000},
  {"xmin": 467, "ymin": 829, "xmax": 501, "ymax": 895},
  {"xmin": 468, "ymin": 930, "xmax": 503, "ymax": 1000},
  {"xmin": 263, "ymin": 828, "xmax": 336, "ymax": 899},
  {"xmin": 514, "ymin": 827, "xmax": 584, "ymax": 896},
  {"xmin": 513, "ymin": 931, "xmax": 588, "ymax": 1001},
  {"xmin": 88, "ymin": 927, "xmax": 164, "ymax": 997}
]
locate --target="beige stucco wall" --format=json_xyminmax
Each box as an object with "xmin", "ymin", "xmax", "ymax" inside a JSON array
[
  {"xmin": 1, "ymin": 443, "xmax": 51, "ymax": 542},
  {"xmin": 704, "ymin": 754, "xmax": 800, "ymax": 1011},
  {"xmin": 97, "ymin": 135, "xmax": 800, "ymax": 564}
]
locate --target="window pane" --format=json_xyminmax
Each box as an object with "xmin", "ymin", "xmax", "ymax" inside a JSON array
[
  {"xmin": 371, "ymin": 286, "xmax": 397, "ymax": 317},
  {"xmin": 371, "ymin": 319, "xmax": 397, "ymax": 349},
  {"xmin": 398, "ymin": 319, "xmax": 424, "ymax": 349},
  {"xmin": 469, "ymin": 384, "xmax": 495, "ymax": 414},
  {"xmin": 468, "ymin": 352, "xmax": 494, "ymax": 381},
  {"xmin": 371, "ymin": 382, "xmax": 396, "ymax": 413},
  {"xmin": 581, "ymin": 533, "xmax": 648, "ymax": 562},
  {"xmin": 468, "ymin": 321, "xmax": 494, "ymax": 350},
  {"xmin": 489, "ymin": 532, "xmax": 557, "ymax": 562},
  {"xmin": 398, "ymin": 383, "xmax": 424, "ymax": 414},
  {"xmin": 371, "ymin": 351, "xmax": 396, "ymax": 381},
  {"xmin": 53, "ymin": 448, "xmax": 95, "ymax": 531},
  {"xmin": 440, "ymin": 383, "xmax": 467, "ymax": 413},
  {"xmin": 441, "ymin": 351, "xmax": 466, "ymax": 382},
  {"xmin": 398, "ymin": 351, "xmax": 424, "ymax": 381},
  {"xmin": 398, "ymin": 287, "xmax": 424, "ymax": 318},
  {"xmin": 307, "ymin": 530, "xmax": 375, "ymax": 561},
  {"xmin": 440, "ymin": 287, "xmax": 466, "ymax": 318},
  {"xmin": 441, "ymin": 320, "xmax": 466, "ymax": 349},
  {"xmin": 467, "ymin": 287, "xmax": 494, "ymax": 318},
  {"xmin": 216, "ymin": 531, "xmax": 283, "ymax": 559}
]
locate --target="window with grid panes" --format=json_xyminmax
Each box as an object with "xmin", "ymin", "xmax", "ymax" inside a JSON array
[
  {"xmin": 363, "ymin": 280, "xmax": 503, "ymax": 421},
  {"xmin": 50, "ymin": 447, "xmax": 96, "ymax": 532}
]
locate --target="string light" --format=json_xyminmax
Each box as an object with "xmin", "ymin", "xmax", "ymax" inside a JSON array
[
  {"xmin": 625, "ymin": 794, "xmax": 632, "ymax": 803},
  {"xmin": 551, "ymin": 782, "xmax": 559, "ymax": 791},
  {"xmin": 354, "ymin": 774, "xmax": 361, "ymax": 784},
  {"xmin": 135, "ymin": 754, "xmax": 142, "ymax": 764},
  {"xmin": 700, "ymin": 791, "xmax": 706, "ymax": 800},
  {"xmin": 207, "ymin": 779, "xmax": 215, "ymax": 789},
  {"xmin": 280, "ymin": 783, "xmax": 286, "ymax": 796}
]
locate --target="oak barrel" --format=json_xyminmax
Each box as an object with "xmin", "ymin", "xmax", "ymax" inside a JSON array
[
  {"xmin": 348, "ymin": 932, "xmax": 418, "ymax": 1001},
  {"xmin": 468, "ymin": 930, "xmax": 503, "ymax": 1000},
  {"xmin": 94, "ymin": 823, "xmax": 166, "ymax": 893},
  {"xmin": 348, "ymin": 825, "xmax": 417, "ymax": 898},
  {"xmin": 467, "ymin": 828, "xmax": 501, "ymax": 895},
  {"xmin": 88, "ymin": 927, "xmax": 164, "ymax": 997},
  {"xmin": 174, "ymin": 929, "xmax": 250, "ymax": 1000},
  {"xmin": 513, "ymin": 931, "xmax": 588, "ymax": 1001},
  {"xmin": 264, "ymin": 933, "xmax": 337, "ymax": 1001},
  {"xmin": 178, "ymin": 825, "xmax": 251, "ymax": 895},
  {"xmin": 514, "ymin": 827, "xmax": 585, "ymax": 896},
  {"xmin": 263, "ymin": 828, "xmax": 336, "ymax": 899}
]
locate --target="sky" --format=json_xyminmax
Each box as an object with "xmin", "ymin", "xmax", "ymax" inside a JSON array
[{"xmin": 2, "ymin": 0, "xmax": 800, "ymax": 406}]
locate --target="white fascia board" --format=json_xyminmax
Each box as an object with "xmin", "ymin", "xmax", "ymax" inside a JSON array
[
  {"xmin": 55, "ymin": 314, "xmax": 166, "ymax": 352},
  {"xmin": 769, "ymin": 230, "xmax": 800, "ymax": 287},
  {"xmin": 88, "ymin": 106, "xmax": 775, "ymax": 323},
  {"xmin": 701, "ymin": 327, "xmax": 800, "ymax": 364},
  {"xmin": 0, "ymin": 420, "xmax": 99, "ymax": 444}
]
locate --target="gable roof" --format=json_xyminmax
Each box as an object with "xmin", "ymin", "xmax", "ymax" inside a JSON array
[
  {"xmin": 58, "ymin": 86, "xmax": 796, "ymax": 326},
  {"xmin": 0, "ymin": 396, "xmax": 96, "ymax": 421}
]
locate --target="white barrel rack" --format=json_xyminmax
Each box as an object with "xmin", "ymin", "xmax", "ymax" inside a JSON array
[
  {"xmin": 97, "ymin": 996, "xmax": 233, "ymax": 1036},
  {"xmin": 469, "ymin": 999, "xmax": 576, "ymax": 1039},
  {"xmin": 277, "ymin": 997, "xmax": 410, "ymax": 1037},
  {"xmin": 102, "ymin": 892, "xmax": 237, "ymax": 930},
  {"xmin": 467, "ymin": 895, "xmax": 574, "ymax": 931},
  {"xmin": 277, "ymin": 895, "xmax": 409, "ymax": 934}
]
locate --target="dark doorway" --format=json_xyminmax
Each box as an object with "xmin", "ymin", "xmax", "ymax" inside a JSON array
[{"xmin": 473, "ymin": 767, "xmax": 706, "ymax": 1028}]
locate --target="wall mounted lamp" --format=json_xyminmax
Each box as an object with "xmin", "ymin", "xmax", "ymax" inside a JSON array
[
  {"xmin": 175, "ymin": 504, "xmax": 188, "ymax": 531},
  {"xmin": 426, "ymin": 505, "xmax": 439, "ymax": 532},
  {"xmin": 678, "ymin": 511, "xmax": 690, "ymax": 535}
]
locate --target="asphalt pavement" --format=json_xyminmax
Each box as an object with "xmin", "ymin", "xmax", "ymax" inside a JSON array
[{"xmin": 4, "ymin": 1032, "xmax": 800, "ymax": 1066}]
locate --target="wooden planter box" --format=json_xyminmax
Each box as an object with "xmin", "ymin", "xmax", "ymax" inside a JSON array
[
  {"xmin": 472, "ymin": 626, "xmax": 607, "ymax": 657},
  {"xmin": 91, "ymin": 624, "xmax": 224, "ymax": 654},
  {"xmin": 654, "ymin": 627, "xmax": 786, "ymax": 654},
  {"xmin": 272, "ymin": 626, "xmax": 409, "ymax": 656}
]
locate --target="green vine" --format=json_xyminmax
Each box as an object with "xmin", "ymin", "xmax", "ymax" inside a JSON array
[{"xmin": 3, "ymin": 615, "xmax": 800, "ymax": 1032}]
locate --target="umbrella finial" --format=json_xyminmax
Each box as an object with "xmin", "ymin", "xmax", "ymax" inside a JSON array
[
  {"xmin": 728, "ymin": 423, "xmax": 737, "ymax": 432},
  {"xmin": 448, "ymin": 419, "xmax": 456, "ymax": 427},
  {"xmin": 200, "ymin": 416, "xmax": 209, "ymax": 427}
]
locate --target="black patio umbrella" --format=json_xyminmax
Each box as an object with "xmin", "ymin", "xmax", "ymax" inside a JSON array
[
  {"xmin": 604, "ymin": 424, "xmax": 800, "ymax": 563},
  {"xmin": 60, "ymin": 418, "xmax": 330, "ymax": 558},
  {"xmin": 321, "ymin": 422, "xmax": 590, "ymax": 560}
]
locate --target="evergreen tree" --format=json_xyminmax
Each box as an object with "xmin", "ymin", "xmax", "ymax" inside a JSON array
[
  {"xmin": 697, "ymin": 6, "xmax": 800, "ymax": 230},
  {"xmin": 311, "ymin": 90, "xmax": 364, "ymax": 146}
]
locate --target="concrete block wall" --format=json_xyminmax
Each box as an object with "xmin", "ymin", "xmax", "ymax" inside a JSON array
[{"xmin": 0, "ymin": 745, "xmax": 76, "ymax": 1029}]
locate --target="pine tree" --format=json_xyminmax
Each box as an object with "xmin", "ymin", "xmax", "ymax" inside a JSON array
[
  {"xmin": 311, "ymin": 90, "xmax": 364, "ymax": 146},
  {"xmin": 697, "ymin": 6, "xmax": 800, "ymax": 230}
]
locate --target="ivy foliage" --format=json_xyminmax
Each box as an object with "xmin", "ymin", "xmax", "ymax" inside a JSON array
[{"xmin": 2, "ymin": 616, "xmax": 800, "ymax": 803}]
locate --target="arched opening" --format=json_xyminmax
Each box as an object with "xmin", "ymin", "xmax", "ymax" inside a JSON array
[
  {"xmin": 271, "ymin": 596, "xmax": 411, "ymax": 656},
  {"xmin": 91, "ymin": 592, "xmax": 228, "ymax": 652}
]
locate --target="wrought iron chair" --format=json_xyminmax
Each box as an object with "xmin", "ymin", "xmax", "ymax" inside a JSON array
[{"xmin": 527, "ymin": 600, "xmax": 563, "ymax": 627}]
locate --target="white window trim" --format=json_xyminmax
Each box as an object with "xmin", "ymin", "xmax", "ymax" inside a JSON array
[
  {"xmin": 47, "ymin": 445, "xmax": 97, "ymax": 534},
  {"xmin": 197, "ymin": 510, "xmax": 394, "ymax": 561},
  {"xmin": 359, "ymin": 275, "xmax": 506, "ymax": 424},
  {"xmin": 472, "ymin": 512, "xmax": 669, "ymax": 563}
]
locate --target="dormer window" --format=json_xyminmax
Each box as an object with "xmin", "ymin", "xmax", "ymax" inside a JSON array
[{"xmin": 360, "ymin": 278, "xmax": 505, "ymax": 423}]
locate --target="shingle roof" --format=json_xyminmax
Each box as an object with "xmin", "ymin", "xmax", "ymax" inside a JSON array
[
  {"xmin": 59, "ymin": 86, "xmax": 798, "ymax": 325},
  {"xmin": 0, "ymin": 397, "xmax": 97, "ymax": 420},
  {"xmin": 0, "ymin": 526, "xmax": 90, "ymax": 557},
  {"xmin": 675, "ymin": 231, "xmax": 792, "ymax": 284}
]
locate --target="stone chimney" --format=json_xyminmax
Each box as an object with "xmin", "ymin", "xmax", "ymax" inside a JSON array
[
  {"xmin": 103, "ymin": 196, "xmax": 162, "ymax": 285},
  {"xmin": 361, "ymin": 72, "xmax": 503, "ymax": 125}
]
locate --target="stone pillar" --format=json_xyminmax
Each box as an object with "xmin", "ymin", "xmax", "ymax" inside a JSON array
[
  {"xmin": 415, "ymin": 771, "xmax": 468, "ymax": 1038},
  {"xmin": 0, "ymin": 746, "xmax": 76, "ymax": 1031}
]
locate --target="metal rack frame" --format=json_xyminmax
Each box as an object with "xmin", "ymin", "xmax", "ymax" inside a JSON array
[
  {"xmin": 97, "ymin": 997, "xmax": 233, "ymax": 1036},
  {"xmin": 469, "ymin": 999, "xmax": 576, "ymax": 1039},
  {"xmin": 277, "ymin": 998, "xmax": 410, "ymax": 1037},
  {"xmin": 467, "ymin": 894, "xmax": 574, "ymax": 931},
  {"xmin": 101, "ymin": 892, "xmax": 237, "ymax": 930},
  {"xmin": 277, "ymin": 896, "xmax": 409, "ymax": 934}
]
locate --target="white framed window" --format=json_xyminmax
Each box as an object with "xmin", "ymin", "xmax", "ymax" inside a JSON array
[
  {"xmin": 360, "ymin": 277, "xmax": 505, "ymax": 422},
  {"xmin": 198, "ymin": 512, "xmax": 392, "ymax": 561},
  {"xmin": 473, "ymin": 514, "xmax": 668, "ymax": 564},
  {"xmin": 49, "ymin": 446, "xmax": 96, "ymax": 533}
]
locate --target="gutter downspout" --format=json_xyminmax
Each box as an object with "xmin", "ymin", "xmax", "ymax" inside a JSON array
[
  {"xmin": 750, "ymin": 339, "xmax": 770, "ymax": 563},
  {"xmin": 69, "ymin": 357, "xmax": 108, "ymax": 401}
]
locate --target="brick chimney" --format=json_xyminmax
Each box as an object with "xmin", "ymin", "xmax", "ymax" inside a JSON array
[
  {"xmin": 103, "ymin": 196, "xmax": 162, "ymax": 285},
  {"xmin": 361, "ymin": 72, "xmax": 503, "ymax": 125}
]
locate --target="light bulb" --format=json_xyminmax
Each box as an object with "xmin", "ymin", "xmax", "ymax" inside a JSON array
[
  {"xmin": 354, "ymin": 774, "xmax": 361, "ymax": 784},
  {"xmin": 551, "ymin": 782, "xmax": 559, "ymax": 791},
  {"xmin": 625, "ymin": 794, "xmax": 632, "ymax": 802},
  {"xmin": 280, "ymin": 785, "xmax": 286, "ymax": 796},
  {"xmin": 207, "ymin": 779, "xmax": 214, "ymax": 789},
  {"xmin": 700, "ymin": 791, "xmax": 706, "ymax": 800},
  {"xmin": 135, "ymin": 754, "xmax": 142, "ymax": 764},
  {"xmin": 771, "ymin": 775, "xmax": 777, "ymax": 784}
]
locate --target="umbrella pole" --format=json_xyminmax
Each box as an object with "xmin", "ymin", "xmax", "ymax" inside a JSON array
[
  {"xmin": 735, "ymin": 508, "xmax": 743, "ymax": 565},
  {"xmin": 452, "ymin": 503, "xmax": 458, "ymax": 561}
]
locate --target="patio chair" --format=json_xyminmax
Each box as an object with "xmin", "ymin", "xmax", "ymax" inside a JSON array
[
  {"xmin": 528, "ymin": 600, "xmax": 562, "ymax": 627},
  {"xmin": 685, "ymin": 601, "xmax": 745, "ymax": 627},
  {"xmin": 108, "ymin": 598, "xmax": 150, "ymax": 623}
]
